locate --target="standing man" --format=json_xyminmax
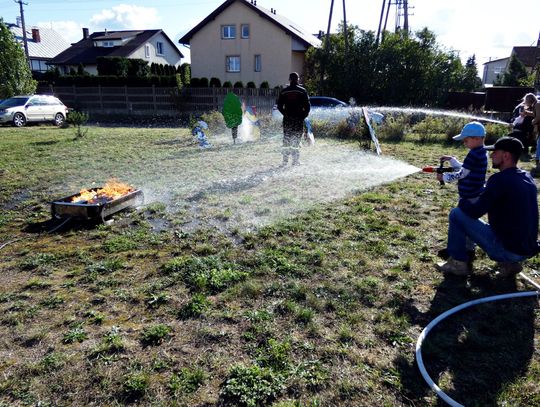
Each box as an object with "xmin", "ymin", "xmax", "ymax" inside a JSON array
[
  {"xmin": 437, "ymin": 137, "xmax": 539, "ymax": 277},
  {"xmin": 276, "ymin": 72, "xmax": 310, "ymax": 166}
]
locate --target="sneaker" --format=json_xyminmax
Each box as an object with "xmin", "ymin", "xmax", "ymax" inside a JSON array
[
  {"xmin": 436, "ymin": 257, "xmax": 470, "ymax": 276},
  {"xmin": 497, "ymin": 262, "xmax": 522, "ymax": 277}
]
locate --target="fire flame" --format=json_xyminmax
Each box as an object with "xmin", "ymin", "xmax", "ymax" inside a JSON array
[{"xmin": 71, "ymin": 179, "xmax": 135, "ymax": 203}]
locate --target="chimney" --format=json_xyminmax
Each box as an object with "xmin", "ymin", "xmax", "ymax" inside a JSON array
[
  {"xmin": 31, "ymin": 28, "xmax": 41, "ymax": 43},
  {"xmin": 82, "ymin": 27, "xmax": 89, "ymax": 39}
]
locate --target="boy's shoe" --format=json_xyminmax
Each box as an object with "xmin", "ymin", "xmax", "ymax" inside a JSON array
[
  {"xmin": 436, "ymin": 257, "xmax": 470, "ymax": 276},
  {"xmin": 292, "ymin": 160, "xmax": 301, "ymax": 166},
  {"xmin": 496, "ymin": 262, "xmax": 522, "ymax": 277}
]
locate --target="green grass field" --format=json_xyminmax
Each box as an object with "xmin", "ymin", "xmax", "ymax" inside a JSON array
[{"xmin": 0, "ymin": 118, "xmax": 538, "ymax": 406}]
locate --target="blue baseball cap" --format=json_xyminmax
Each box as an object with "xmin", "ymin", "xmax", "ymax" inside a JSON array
[{"xmin": 453, "ymin": 121, "xmax": 486, "ymax": 141}]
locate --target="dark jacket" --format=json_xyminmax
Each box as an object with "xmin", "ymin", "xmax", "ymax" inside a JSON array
[
  {"xmin": 277, "ymin": 84, "xmax": 310, "ymax": 120},
  {"xmin": 459, "ymin": 167, "xmax": 539, "ymax": 257}
]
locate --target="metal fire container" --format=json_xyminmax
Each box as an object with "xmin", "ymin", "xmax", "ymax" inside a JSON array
[{"xmin": 51, "ymin": 188, "xmax": 144, "ymax": 222}]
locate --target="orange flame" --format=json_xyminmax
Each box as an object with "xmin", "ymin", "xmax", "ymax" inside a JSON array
[{"xmin": 71, "ymin": 179, "xmax": 135, "ymax": 203}]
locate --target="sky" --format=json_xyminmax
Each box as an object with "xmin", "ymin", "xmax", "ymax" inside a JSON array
[{"xmin": 1, "ymin": 0, "xmax": 539, "ymax": 69}]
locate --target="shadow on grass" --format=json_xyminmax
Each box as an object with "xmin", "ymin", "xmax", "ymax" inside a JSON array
[
  {"xmin": 396, "ymin": 273, "xmax": 537, "ymax": 405},
  {"xmin": 30, "ymin": 140, "xmax": 60, "ymax": 146},
  {"xmin": 23, "ymin": 217, "xmax": 102, "ymax": 234}
]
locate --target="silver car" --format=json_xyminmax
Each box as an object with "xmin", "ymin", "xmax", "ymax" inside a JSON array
[{"xmin": 0, "ymin": 95, "xmax": 69, "ymax": 127}]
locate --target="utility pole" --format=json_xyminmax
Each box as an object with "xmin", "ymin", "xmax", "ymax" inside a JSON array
[
  {"xmin": 535, "ymin": 31, "xmax": 540, "ymax": 91},
  {"xmin": 14, "ymin": 0, "xmax": 30, "ymax": 61},
  {"xmin": 376, "ymin": 0, "xmax": 412, "ymax": 44}
]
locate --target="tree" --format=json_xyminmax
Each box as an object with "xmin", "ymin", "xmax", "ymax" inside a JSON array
[
  {"xmin": 460, "ymin": 55, "xmax": 483, "ymax": 91},
  {"xmin": 495, "ymin": 54, "xmax": 528, "ymax": 86},
  {"xmin": 304, "ymin": 24, "xmax": 474, "ymax": 107},
  {"xmin": 0, "ymin": 18, "xmax": 36, "ymax": 98}
]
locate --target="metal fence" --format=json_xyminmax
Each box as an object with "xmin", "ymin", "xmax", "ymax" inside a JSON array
[{"xmin": 36, "ymin": 85, "xmax": 280, "ymax": 116}]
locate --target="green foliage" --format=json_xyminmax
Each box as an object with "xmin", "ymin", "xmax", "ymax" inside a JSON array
[
  {"xmin": 199, "ymin": 77, "xmax": 209, "ymax": 87},
  {"xmin": 220, "ymin": 364, "xmax": 285, "ymax": 407},
  {"xmin": 222, "ymin": 92, "xmax": 243, "ymax": 128},
  {"xmin": 179, "ymin": 63, "xmax": 191, "ymax": 86},
  {"xmin": 140, "ymin": 324, "xmax": 172, "ymax": 346},
  {"xmin": 67, "ymin": 110, "xmax": 89, "ymax": 139},
  {"xmin": 90, "ymin": 326, "xmax": 125, "ymax": 358},
  {"xmin": 63, "ymin": 326, "xmax": 88, "ymax": 344},
  {"xmin": 210, "ymin": 77, "xmax": 222, "ymax": 87},
  {"xmin": 178, "ymin": 293, "xmax": 210, "ymax": 319},
  {"xmin": 246, "ymin": 81, "xmax": 256, "ymax": 89},
  {"xmin": 162, "ymin": 255, "xmax": 247, "ymax": 293},
  {"xmin": 0, "ymin": 19, "xmax": 37, "ymax": 98},
  {"xmin": 223, "ymin": 81, "xmax": 232, "ymax": 88},
  {"xmin": 305, "ymin": 25, "xmax": 478, "ymax": 106},
  {"xmin": 377, "ymin": 114, "xmax": 409, "ymax": 142},
  {"xmin": 169, "ymin": 367, "xmax": 206, "ymax": 395},
  {"xmin": 233, "ymin": 81, "xmax": 244, "ymax": 88},
  {"xmin": 122, "ymin": 369, "xmax": 149, "ymax": 401},
  {"xmin": 260, "ymin": 81, "xmax": 269, "ymax": 89},
  {"xmin": 495, "ymin": 54, "xmax": 528, "ymax": 86},
  {"xmin": 96, "ymin": 57, "xmax": 149, "ymax": 77}
]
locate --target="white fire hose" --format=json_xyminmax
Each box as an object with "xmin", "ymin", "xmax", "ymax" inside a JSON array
[{"xmin": 416, "ymin": 273, "xmax": 539, "ymax": 407}]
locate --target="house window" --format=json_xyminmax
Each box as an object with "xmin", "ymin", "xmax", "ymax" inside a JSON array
[
  {"xmin": 102, "ymin": 40, "xmax": 114, "ymax": 47},
  {"xmin": 226, "ymin": 56, "xmax": 240, "ymax": 72},
  {"xmin": 222, "ymin": 25, "xmax": 236, "ymax": 39},
  {"xmin": 241, "ymin": 24, "xmax": 249, "ymax": 38},
  {"xmin": 145, "ymin": 44, "xmax": 150, "ymax": 58},
  {"xmin": 156, "ymin": 41, "xmax": 164, "ymax": 55},
  {"xmin": 254, "ymin": 55, "xmax": 261, "ymax": 72}
]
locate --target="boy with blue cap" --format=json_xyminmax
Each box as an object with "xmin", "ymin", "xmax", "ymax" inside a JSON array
[
  {"xmin": 435, "ymin": 121, "xmax": 488, "ymax": 263},
  {"xmin": 437, "ymin": 121, "xmax": 488, "ymax": 201}
]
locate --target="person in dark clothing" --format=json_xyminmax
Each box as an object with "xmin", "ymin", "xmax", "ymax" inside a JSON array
[
  {"xmin": 509, "ymin": 93, "xmax": 536, "ymax": 154},
  {"xmin": 437, "ymin": 137, "xmax": 539, "ymax": 277},
  {"xmin": 276, "ymin": 72, "xmax": 310, "ymax": 166}
]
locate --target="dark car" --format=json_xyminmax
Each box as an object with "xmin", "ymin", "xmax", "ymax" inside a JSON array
[{"xmin": 309, "ymin": 96, "xmax": 348, "ymax": 108}]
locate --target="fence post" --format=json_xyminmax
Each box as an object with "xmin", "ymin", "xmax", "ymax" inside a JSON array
[
  {"xmin": 98, "ymin": 85, "xmax": 103, "ymax": 111},
  {"xmin": 152, "ymin": 85, "xmax": 157, "ymax": 111},
  {"xmin": 124, "ymin": 85, "xmax": 130, "ymax": 114}
]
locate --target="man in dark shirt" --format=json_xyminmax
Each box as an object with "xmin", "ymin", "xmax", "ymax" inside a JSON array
[
  {"xmin": 276, "ymin": 72, "xmax": 310, "ymax": 166},
  {"xmin": 437, "ymin": 136, "xmax": 539, "ymax": 277}
]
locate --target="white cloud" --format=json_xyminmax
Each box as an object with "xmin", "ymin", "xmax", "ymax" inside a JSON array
[
  {"xmin": 90, "ymin": 4, "xmax": 160, "ymax": 30},
  {"xmin": 37, "ymin": 20, "xmax": 84, "ymax": 44}
]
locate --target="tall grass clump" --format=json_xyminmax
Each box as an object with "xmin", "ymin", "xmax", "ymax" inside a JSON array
[{"xmin": 377, "ymin": 114, "xmax": 409, "ymax": 142}]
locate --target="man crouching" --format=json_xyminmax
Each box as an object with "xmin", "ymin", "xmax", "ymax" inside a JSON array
[{"xmin": 437, "ymin": 137, "xmax": 539, "ymax": 277}]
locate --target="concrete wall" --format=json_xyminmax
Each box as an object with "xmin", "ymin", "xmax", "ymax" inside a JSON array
[{"xmin": 190, "ymin": 2, "xmax": 307, "ymax": 87}]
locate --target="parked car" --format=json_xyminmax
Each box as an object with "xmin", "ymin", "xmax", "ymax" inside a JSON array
[
  {"xmin": 0, "ymin": 95, "xmax": 69, "ymax": 127},
  {"xmin": 309, "ymin": 96, "xmax": 348, "ymax": 108},
  {"xmin": 272, "ymin": 96, "xmax": 348, "ymax": 120}
]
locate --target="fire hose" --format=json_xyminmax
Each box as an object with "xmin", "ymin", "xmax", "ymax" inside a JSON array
[{"xmin": 416, "ymin": 286, "xmax": 540, "ymax": 407}]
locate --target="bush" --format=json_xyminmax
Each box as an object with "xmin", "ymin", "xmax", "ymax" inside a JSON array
[
  {"xmin": 190, "ymin": 77, "xmax": 200, "ymax": 87},
  {"xmin": 233, "ymin": 81, "xmax": 244, "ymax": 88},
  {"xmin": 223, "ymin": 81, "xmax": 232, "ymax": 88},
  {"xmin": 260, "ymin": 81, "xmax": 269, "ymax": 89},
  {"xmin": 67, "ymin": 110, "xmax": 89, "ymax": 139},
  {"xmin": 246, "ymin": 81, "xmax": 256, "ymax": 89},
  {"xmin": 210, "ymin": 77, "xmax": 222, "ymax": 87},
  {"xmin": 377, "ymin": 114, "xmax": 409, "ymax": 142},
  {"xmin": 199, "ymin": 77, "xmax": 209, "ymax": 87},
  {"xmin": 220, "ymin": 364, "xmax": 285, "ymax": 407},
  {"xmin": 200, "ymin": 110, "xmax": 227, "ymax": 133}
]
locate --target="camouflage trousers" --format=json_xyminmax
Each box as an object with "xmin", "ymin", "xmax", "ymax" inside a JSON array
[{"xmin": 282, "ymin": 117, "xmax": 303, "ymax": 164}]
